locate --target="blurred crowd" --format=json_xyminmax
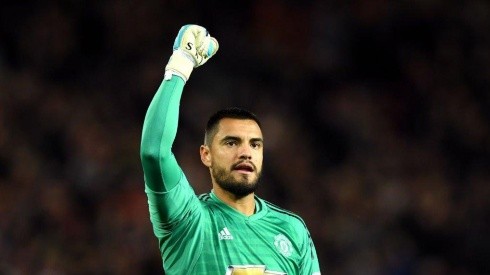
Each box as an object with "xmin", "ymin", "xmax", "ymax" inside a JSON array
[{"xmin": 0, "ymin": 0, "xmax": 489, "ymax": 274}]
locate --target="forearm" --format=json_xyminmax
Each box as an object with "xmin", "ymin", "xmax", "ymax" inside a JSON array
[{"xmin": 140, "ymin": 74, "xmax": 186, "ymax": 192}]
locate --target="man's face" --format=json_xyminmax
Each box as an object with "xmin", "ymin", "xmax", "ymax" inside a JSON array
[{"xmin": 200, "ymin": 118, "xmax": 264, "ymax": 198}]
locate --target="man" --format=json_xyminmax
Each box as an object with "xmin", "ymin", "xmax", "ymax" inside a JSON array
[{"xmin": 140, "ymin": 24, "xmax": 321, "ymax": 275}]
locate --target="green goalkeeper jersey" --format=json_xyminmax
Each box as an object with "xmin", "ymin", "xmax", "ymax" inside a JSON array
[{"xmin": 141, "ymin": 74, "xmax": 321, "ymax": 275}]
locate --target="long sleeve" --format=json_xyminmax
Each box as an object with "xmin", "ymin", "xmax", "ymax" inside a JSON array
[
  {"xmin": 140, "ymin": 74, "xmax": 185, "ymax": 193},
  {"xmin": 140, "ymin": 74, "xmax": 200, "ymax": 227}
]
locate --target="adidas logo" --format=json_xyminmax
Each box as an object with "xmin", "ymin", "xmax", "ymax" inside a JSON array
[{"xmin": 218, "ymin": 227, "xmax": 234, "ymax": 240}]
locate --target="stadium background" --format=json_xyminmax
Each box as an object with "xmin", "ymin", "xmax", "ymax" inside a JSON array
[{"xmin": 0, "ymin": 1, "xmax": 489, "ymax": 274}]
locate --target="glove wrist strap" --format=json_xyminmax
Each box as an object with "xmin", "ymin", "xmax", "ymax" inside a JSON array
[{"xmin": 165, "ymin": 50, "xmax": 195, "ymax": 81}]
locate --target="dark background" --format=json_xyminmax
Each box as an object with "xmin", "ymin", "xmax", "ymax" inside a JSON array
[{"xmin": 0, "ymin": 0, "xmax": 489, "ymax": 274}]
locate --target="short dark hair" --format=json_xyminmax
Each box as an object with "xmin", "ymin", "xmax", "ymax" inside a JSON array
[{"xmin": 204, "ymin": 107, "xmax": 262, "ymax": 145}]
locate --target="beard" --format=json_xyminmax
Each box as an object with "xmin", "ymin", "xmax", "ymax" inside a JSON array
[{"xmin": 212, "ymin": 164, "xmax": 261, "ymax": 198}]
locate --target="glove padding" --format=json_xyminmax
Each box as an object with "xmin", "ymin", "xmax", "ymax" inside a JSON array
[{"xmin": 165, "ymin": 25, "xmax": 219, "ymax": 81}]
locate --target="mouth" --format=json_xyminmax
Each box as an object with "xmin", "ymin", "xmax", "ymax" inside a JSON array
[{"xmin": 232, "ymin": 162, "xmax": 255, "ymax": 174}]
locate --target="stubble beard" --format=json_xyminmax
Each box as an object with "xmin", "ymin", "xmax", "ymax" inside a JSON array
[{"xmin": 212, "ymin": 165, "xmax": 261, "ymax": 198}]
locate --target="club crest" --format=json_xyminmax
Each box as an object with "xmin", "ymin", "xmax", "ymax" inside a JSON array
[{"xmin": 274, "ymin": 234, "xmax": 293, "ymax": 257}]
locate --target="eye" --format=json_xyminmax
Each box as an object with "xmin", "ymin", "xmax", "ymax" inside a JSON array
[
  {"xmin": 225, "ymin": 140, "xmax": 237, "ymax": 147},
  {"xmin": 251, "ymin": 142, "xmax": 262, "ymax": 149}
]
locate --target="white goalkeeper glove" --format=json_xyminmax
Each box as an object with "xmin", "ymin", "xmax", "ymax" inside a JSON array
[{"xmin": 165, "ymin": 24, "xmax": 219, "ymax": 82}]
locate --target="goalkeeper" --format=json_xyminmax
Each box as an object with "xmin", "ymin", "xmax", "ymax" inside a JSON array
[{"xmin": 140, "ymin": 24, "xmax": 321, "ymax": 275}]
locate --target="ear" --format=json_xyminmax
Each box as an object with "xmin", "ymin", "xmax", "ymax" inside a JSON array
[{"xmin": 200, "ymin": 145, "xmax": 212, "ymax": 167}]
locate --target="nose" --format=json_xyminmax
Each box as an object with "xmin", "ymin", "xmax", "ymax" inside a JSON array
[{"xmin": 238, "ymin": 144, "xmax": 252, "ymax": 160}]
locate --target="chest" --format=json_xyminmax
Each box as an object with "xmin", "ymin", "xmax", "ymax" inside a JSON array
[{"xmin": 199, "ymin": 210, "xmax": 301, "ymax": 273}]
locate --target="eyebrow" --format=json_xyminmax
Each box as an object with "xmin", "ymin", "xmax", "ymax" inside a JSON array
[
  {"xmin": 221, "ymin": 136, "xmax": 240, "ymax": 143},
  {"xmin": 220, "ymin": 136, "xmax": 263, "ymax": 143},
  {"xmin": 250, "ymin": 137, "xmax": 264, "ymax": 144}
]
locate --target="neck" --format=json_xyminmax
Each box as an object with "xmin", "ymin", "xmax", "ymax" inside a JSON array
[{"xmin": 212, "ymin": 185, "xmax": 256, "ymax": 216}]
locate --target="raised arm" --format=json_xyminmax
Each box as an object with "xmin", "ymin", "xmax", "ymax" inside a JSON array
[{"xmin": 140, "ymin": 25, "xmax": 219, "ymax": 221}]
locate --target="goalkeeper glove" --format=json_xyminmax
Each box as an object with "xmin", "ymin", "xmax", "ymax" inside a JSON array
[{"xmin": 165, "ymin": 24, "xmax": 219, "ymax": 81}]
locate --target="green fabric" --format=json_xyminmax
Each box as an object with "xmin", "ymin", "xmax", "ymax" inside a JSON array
[{"xmin": 140, "ymin": 75, "xmax": 321, "ymax": 274}]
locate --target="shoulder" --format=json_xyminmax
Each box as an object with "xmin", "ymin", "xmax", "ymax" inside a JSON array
[
  {"xmin": 263, "ymin": 200, "xmax": 309, "ymax": 231},
  {"xmin": 197, "ymin": 193, "xmax": 219, "ymax": 211}
]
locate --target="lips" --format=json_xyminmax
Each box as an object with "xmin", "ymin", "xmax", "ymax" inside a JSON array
[{"xmin": 233, "ymin": 162, "xmax": 255, "ymax": 172}]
